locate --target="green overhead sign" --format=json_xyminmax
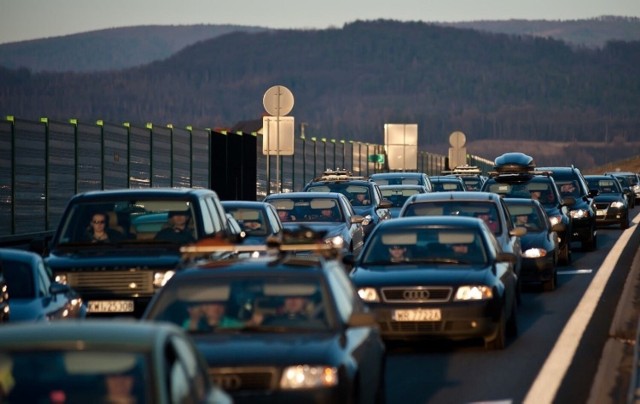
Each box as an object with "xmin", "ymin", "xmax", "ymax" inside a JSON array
[{"xmin": 368, "ymin": 154, "xmax": 385, "ymax": 163}]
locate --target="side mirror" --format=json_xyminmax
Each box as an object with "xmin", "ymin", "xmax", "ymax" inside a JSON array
[
  {"xmin": 50, "ymin": 282, "xmax": 71, "ymax": 295},
  {"xmin": 561, "ymin": 196, "xmax": 576, "ymax": 207},
  {"xmin": 378, "ymin": 199, "xmax": 393, "ymax": 209},
  {"xmin": 350, "ymin": 215, "xmax": 365, "ymax": 224},
  {"xmin": 347, "ymin": 311, "xmax": 377, "ymax": 328},
  {"xmin": 496, "ymin": 252, "xmax": 517, "ymax": 264},
  {"xmin": 588, "ymin": 189, "xmax": 599, "ymax": 198},
  {"xmin": 510, "ymin": 227, "xmax": 527, "ymax": 237}
]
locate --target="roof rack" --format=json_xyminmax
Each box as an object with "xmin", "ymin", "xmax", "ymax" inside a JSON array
[
  {"xmin": 179, "ymin": 227, "xmax": 344, "ymax": 261},
  {"xmin": 312, "ymin": 168, "xmax": 366, "ymax": 182},
  {"xmin": 442, "ymin": 165, "xmax": 483, "ymax": 176}
]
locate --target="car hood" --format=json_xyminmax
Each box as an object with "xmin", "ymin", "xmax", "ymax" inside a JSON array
[
  {"xmin": 519, "ymin": 231, "xmax": 551, "ymax": 250},
  {"xmin": 593, "ymin": 195, "xmax": 625, "ymax": 203},
  {"xmin": 194, "ymin": 332, "xmax": 342, "ymax": 367},
  {"xmin": 46, "ymin": 250, "xmax": 181, "ymax": 269},
  {"xmin": 350, "ymin": 265, "xmax": 492, "ymax": 286},
  {"xmin": 282, "ymin": 223, "xmax": 348, "ymax": 238}
]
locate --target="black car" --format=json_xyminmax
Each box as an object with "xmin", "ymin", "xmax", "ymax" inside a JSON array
[
  {"xmin": 347, "ymin": 216, "xmax": 519, "ymax": 350},
  {"xmin": 45, "ymin": 188, "xmax": 236, "ymax": 318},
  {"xmin": 222, "ymin": 200, "xmax": 284, "ymax": 245},
  {"xmin": 0, "ymin": 320, "xmax": 232, "ymax": 403},
  {"xmin": 0, "ymin": 248, "xmax": 86, "ymax": 321},
  {"xmin": 584, "ymin": 175, "xmax": 630, "ymax": 229},
  {"xmin": 378, "ymin": 184, "xmax": 430, "ymax": 218},
  {"xmin": 503, "ymin": 198, "xmax": 562, "ymax": 291},
  {"xmin": 427, "ymin": 176, "xmax": 466, "ymax": 192},
  {"xmin": 143, "ymin": 236, "xmax": 386, "ymax": 404},
  {"xmin": 369, "ymin": 172, "xmax": 433, "ymax": 191},
  {"xmin": 263, "ymin": 192, "xmax": 365, "ymax": 256},
  {"xmin": 398, "ymin": 191, "xmax": 525, "ymax": 299},
  {"xmin": 481, "ymin": 152, "xmax": 574, "ymax": 265},
  {"xmin": 538, "ymin": 166, "xmax": 598, "ymax": 251},
  {"xmin": 605, "ymin": 171, "xmax": 640, "ymax": 207},
  {"xmin": 303, "ymin": 170, "xmax": 392, "ymax": 239}
]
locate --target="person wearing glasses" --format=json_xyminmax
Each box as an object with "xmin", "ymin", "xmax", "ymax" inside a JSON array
[{"xmin": 85, "ymin": 212, "xmax": 124, "ymax": 243}]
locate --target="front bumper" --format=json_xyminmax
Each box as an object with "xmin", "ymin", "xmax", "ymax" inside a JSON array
[
  {"xmin": 520, "ymin": 256, "xmax": 555, "ymax": 284},
  {"xmin": 570, "ymin": 216, "xmax": 594, "ymax": 242},
  {"xmin": 369, "ymin": 301, "xmax": 501, "ymax": 341}
]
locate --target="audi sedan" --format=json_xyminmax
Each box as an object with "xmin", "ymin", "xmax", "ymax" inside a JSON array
[
  {"xmin": 347, "ymin": 216, "xmax": 519, "ymax": 350},
  {"xmin": 585, "ymin": 175, "xmax": 630, "ymax": 229},
  {"xmin": 142, "ymin": 237, "xmax": 386, "ymax": 404}
]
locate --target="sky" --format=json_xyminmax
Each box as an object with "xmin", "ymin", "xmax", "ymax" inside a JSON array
[{"xmin": 1, "ymin": 0, "xmax": 639, "ymax": 45}]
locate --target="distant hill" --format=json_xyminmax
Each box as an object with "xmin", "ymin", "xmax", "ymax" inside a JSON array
[
  {"xmin": 0, "ymin": 24, "xmax": 268, "ymax": 72},
  {"xmin": 1, "ymin": 19, "xmax": 639, "ymax": 169},
  {"xmin": 440, "ymin": 16, "xmax": 640, "ymax": 49},
  {"xmin": 0, "ymin": 16, "xmax": 638, "ymax": 73}
]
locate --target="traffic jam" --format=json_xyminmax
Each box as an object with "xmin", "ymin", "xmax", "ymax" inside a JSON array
[{"xmin": 0, "ymin": 153, "xmax": 639, "ymax": 403}]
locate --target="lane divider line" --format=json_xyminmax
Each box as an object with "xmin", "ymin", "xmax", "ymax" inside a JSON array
[{"xmin": 523, "ymin": 212, "xmax": 640, "ymax": 404}]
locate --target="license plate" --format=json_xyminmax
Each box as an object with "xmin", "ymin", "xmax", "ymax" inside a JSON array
[
  {"xmin": 596, "ymin": 209, "xmax": 606, "ymax": 217},
  {"xmin": 88, "ymin": 300, "xmax": 134, "ymax": 313},
  {"xmin": 392, "ymin": 308, "xmax": 441, "ymax": 322}
]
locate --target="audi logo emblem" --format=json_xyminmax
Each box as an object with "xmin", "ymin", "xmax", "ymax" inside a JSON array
[
  {"xmin": 403, "ymin": 290, "xmax": 430, "ymax": 300},
  {"xmin": 213, "ymin": 374, "xmax": 242, "ymax": 390}
]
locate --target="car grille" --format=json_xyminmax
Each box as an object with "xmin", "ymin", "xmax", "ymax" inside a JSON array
[
  {"xmin": 66, "ymin": 270, "xmax": 154, "ymax": 294},
  {"xmin": 381, "ymin": 287, "xmax": 452, "ymax": 303},
  {"xmin": 209, "ymin": 367, "xmax": 277, "ymax": 392},
  {"xmin": 594, "ymin": 202, "xmax": 611, "ymax": 210}
]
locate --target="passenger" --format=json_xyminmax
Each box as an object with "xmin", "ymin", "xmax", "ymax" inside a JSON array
[
  {"xmin": 317, "ymin": 208, "xmax": 337, "ymax": 222},
  {"xmin": 104, "ymin": 373, "xmax": 136, "ymax": 404},
  {"xmin": 277, "ymin": 210, "xmax": 295, "ymax": 222},
  {"xmin": 560, "ymin": 182, "xmax": 577, "ymax": 196},
  {"xmin": 388, "ymin": 245, "xmax": 409, "ymax": 263},
  {"xmin": 476, "ymin": 212, "xmax": 498, "ymax": 233},
  {"xmin": 154, "ymin": 210, "xmax": 195, "ymax": 244},
  {"xmin": 530, "ymin": 190, "xmax": 541, "ymax": 201},
  {"xmin": 352, "ymin": 193, "xmax": 370, "ymax": 206},
  {"xmin": 183, "ymin": 301, "xmax": 260, "ymax": 331},
  {"xmin": 85, "ymin": 212, "xmax": 124, "ymax": 243}
]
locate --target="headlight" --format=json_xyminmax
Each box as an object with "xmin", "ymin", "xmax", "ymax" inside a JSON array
[
  {"xmin": 548, "ymin": 215, "xmax": 562, "ymax": 227},
  {"xmin": 611, "ymin": 201, "xmax": 624, "ymax": 208},
  {"xmin": 569, "ymin": 209, "xmax": 589, "ymax": 219},
  {"xmin": 454, "ymin": 286, "xmax": 493, "ymax": 301},
  {"xmin": 522, "ymin": 248, "xmax": 547, "ymax": 258},
  {"xmin": 357, "ymin": 287, "xmax": 380, "ymax": 302},
  {"xmin": 280, "ymin": 365, "xmax": 338, "ymax": 389},
  {"xmin": 325, "ymin": 235, "xmax": 344, "ymax": 249},
  {"xmin": 55, "ymin": 274, "xmax": 68, "ymax": 285},
  {"xmin": 362, "ymin": 215, "xmax": 373, "ymax": 226},
  {"xmin": 153, "ymin": 270, "xmax": 175, "ymax": 288}
]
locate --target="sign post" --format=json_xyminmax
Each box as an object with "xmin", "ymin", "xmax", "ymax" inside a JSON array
[{"xmin": 263, "ymin": 85, "xmax": 294, "ymax": 194}]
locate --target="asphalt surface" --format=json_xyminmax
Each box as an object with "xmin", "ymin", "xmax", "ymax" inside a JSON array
[{"xmin": 588, "ymin": 216, "xmax": 640, "ymax": 404}]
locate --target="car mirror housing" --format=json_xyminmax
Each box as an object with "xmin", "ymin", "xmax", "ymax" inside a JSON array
[
  {"xmin": 561, "ymin": 196, "xmax": 576, "ymax": 207},
  {"xmin": 347, "ymin": 311, "xmax": 377, "ymax": 328}
]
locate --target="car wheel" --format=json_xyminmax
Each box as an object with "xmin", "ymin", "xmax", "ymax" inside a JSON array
[
  {"xmin": 485, "ymin": 310, "xmax": 506, "ymax": 350},
  {"xmin": 506, "ymin": 298, "xmax": 518, "ymax": 337},
  {"xmin": 543, "ymin": 269, "xmax": 557, "ymax": 292},
  {"xmin": 559, "ymin": 243, "xmax": 571, "ymax": 265},
  {"xmin": 621, "ymin": 215, "xmax": 629, "ymax": 230}
]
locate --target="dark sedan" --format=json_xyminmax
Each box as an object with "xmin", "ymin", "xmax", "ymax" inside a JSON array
[
  {"xmin": 263, "ymin": 192, "xmax": 365, "ymax": 255},
  {"xmin": 0, "ymin": 248, "xmax": 86, "ymax": 321},
  {"xmin": 585, "ymin": 175, "xmax": 630, "ymax": 229},
  {"xmin": 143, "ymin": 238, "xmax": 386, "ymax": 404},
  {"xmin": 222, "ymin": 200, "xmax": 284, "ymax": 245},
  {"xmin": 379, "ymin": 184, "xmax": 430, "ymax": 218},
  {"xmin": 503, "ymin": 198, "xmax": 562, "ymax": 291},
  {"xmin": 0, "ymin": 320, "xmax": 231, "ymax": 403},
  {"xmin": 347, "ymin": 216, "xmax": 519, "ymax": 350}
]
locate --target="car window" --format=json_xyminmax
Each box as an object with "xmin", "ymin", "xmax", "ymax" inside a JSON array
[
  {"xmin": 2, "ymin": 260, "xmax": 35, "ymax": 299},
  {"xmin": 401, "ymin": 202, "xmax": 502, "ymax": 234}
]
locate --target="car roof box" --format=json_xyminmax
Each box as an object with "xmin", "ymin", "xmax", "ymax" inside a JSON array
[{"xmin": 493, "ymin": 152, "xmax": 536, "ymax": 174}]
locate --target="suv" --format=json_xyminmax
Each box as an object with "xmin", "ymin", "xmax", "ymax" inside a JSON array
[
  {"xmin": 481, "ymin": 153, "xmax": 574, "ymax": 264},
  {"xmin": 303, "ymin": 169, "xmax": 392, "ymax": 239},
  {"xmin": 538, "ymin": 166, "xmax": 598, "ymax": 251},
  {"xmin": 604, "ymin": 171, "xmax": 640, "ymax": 205},
  {"xmin": 45, "ymin": 188, "xmax": 234, "ymax": 317}
]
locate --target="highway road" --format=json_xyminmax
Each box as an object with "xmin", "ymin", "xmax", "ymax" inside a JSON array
[{"xmin": 384, "ymin": 207, "xmax": 640, "ymax": 404}]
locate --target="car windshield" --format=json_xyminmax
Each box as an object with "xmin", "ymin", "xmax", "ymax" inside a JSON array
[
  {"xmin": 150, "ymin": 277, "xmax": 331, "ymax": 333},
  {"xmin": 402, "ymin": 201, "xmax": 502, "ymax": 235},
  {"xmin": 485, "ymin": 180, "xmax": 558, "ymax": 206},
  {"xmin": 361, "ymin": 228, "xmax": 488, "ymax": 266},
  {"xmin": 305, "ymin": 183, "xmax": 371, "ymax": 204},
  {"xmin": 586, "ymin": 179, "xmax": 621, "ymax": 194},
  {"xmin": 267, "ymin": 198, "xmax": 343, "ymax": 222},
  {"xmin": 224, "ymin": 207, "xmax": 268, "ymax": 236},
  {"xmin": 380, "ymin": 188, "xmax": 422, "ymax": 208},
  {"xmin": 507, "ymin": 204, "xmax": 545, "ymax": 232},
  {"xmin": 0, "ymin": 351, "xmax": 148, "ymax": 403},
  {"xmin": 56, "ymin": 199, "xmax": 196, "ymax": 245}
]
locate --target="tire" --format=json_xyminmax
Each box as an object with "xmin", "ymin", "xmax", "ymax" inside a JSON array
[
  {"xmin": 506, "ymin": 298, "xmax": 518, "ymax": 337},
  {"xmin": 542, "ymin": 269, "xmax": 557, "ymax": 292},
  {"xmin": 485, "ymin": 310, "xmax": 506, "ymax": 350},
  {"xmin": 559, "ymin": 243, "xmax": 571, "ymax": 265},
  {"xmin": 582, "ymin": 228, "xmax": 597, "ymax": 251},
  {"xmin": 621, "ymin": 215, "xmax": 629, "ymax": 230}
]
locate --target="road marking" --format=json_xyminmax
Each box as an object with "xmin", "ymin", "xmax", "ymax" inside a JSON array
[
  {"xmin": 557, "ymin": 269, "xmax": 593, "ymax": 275},
  {"xmin": 524, "ymin": 215, "xmax": 640, "ymax": 404}
]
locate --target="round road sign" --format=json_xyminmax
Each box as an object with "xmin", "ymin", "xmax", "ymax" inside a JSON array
[{"xmin": 263, "ymin": 85, "xmax": 294, "ymax": 116}]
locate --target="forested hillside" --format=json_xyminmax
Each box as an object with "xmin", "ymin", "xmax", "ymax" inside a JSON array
[{"xmin": 0, "ymin": 19, "xmax": 638, "ymax": 167}]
